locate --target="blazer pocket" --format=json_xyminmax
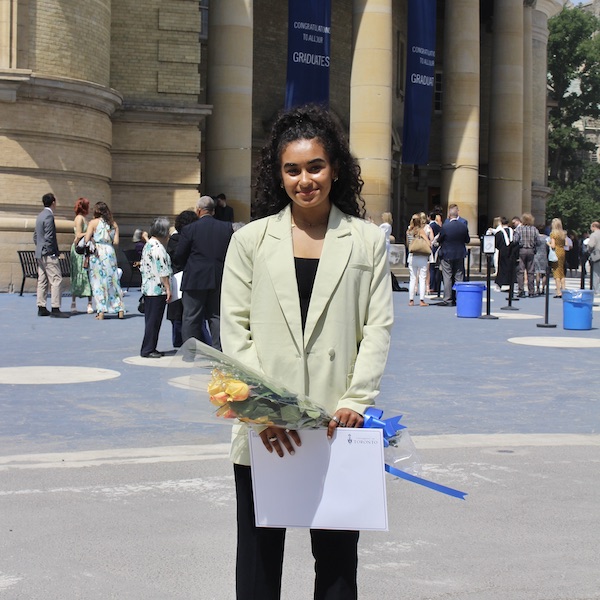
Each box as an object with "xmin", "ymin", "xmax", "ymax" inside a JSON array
[{"xmin": 348, "ymin": 263, "xmax": 371, "ymax": 272}]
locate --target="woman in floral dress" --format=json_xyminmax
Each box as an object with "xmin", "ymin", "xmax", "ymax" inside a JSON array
[
  {"xmin": 69, "ymin": 197, "xmax": 93, "ymax": 314},
  {"xmin": 85, "ymin": 202, "xmax": 125, "ymax": 319}
]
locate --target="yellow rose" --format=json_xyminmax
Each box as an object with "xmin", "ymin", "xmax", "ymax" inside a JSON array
[
  {"xmin": 224, "ymin": 379, "xmax": 250, "ymax": 401},
  {"xmin": 207, "ymin": 380, "xmax": 225, "ymax": 396}
]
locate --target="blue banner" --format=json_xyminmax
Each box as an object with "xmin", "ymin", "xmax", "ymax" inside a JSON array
[
  {"xmin": 285, "ymin": 0, "xmax": 331, "ymax": 110},
  {"xmin": 402, "ymin": 0, "xmax": 437, "ymax": 165}
]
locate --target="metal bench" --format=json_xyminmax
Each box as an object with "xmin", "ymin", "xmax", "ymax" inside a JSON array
[{"xmin": 17, "ymin": 250, "xmax": 71, "ymax": 296}]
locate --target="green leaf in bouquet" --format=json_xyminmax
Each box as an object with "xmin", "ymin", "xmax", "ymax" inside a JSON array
[{"xmin": 280, "ymin": 405, "xmax": 302, "ymax": 423}]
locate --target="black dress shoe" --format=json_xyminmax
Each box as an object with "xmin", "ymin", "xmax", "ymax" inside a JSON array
[
  {"xmin": 38, "ymin": 307, "xmax": 51, "ymax": 317},
  {"xmin": 50, "ymin": 308, "xmax": 70, "ymax": 318},
  {"xmin": 142, "ymin": 351, "xmax": 163, "ymax": 358},
  {"xmin": 435, "ymin": 301, "xmax": 452, "ymax": 306},
  {"xmin": 517, "ymin": 291, "xmax": 526, "ymax": 298}
]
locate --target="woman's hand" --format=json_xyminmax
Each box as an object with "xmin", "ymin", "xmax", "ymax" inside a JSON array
[
  {"xmin": 260, "ymin": 427, "xmax": 301, "ymax": 457},
  {"xmin": 327, "ymin": 409, "xmax": 364, "ymax": 439}
]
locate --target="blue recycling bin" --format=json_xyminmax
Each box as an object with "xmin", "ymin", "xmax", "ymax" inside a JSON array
[
  {"xmin": 562, "ymin": 289, "xmax": 594, "ymax": 330},
  {"xmin": 452, "ymin": 282, "xmax": 486, "ymax": 318}
]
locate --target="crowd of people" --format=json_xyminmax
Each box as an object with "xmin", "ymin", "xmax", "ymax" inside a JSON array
[
  {"xmin": 34, "ymin": 194, "xmax": 125, "ymax": 319},
  {"xmin": 485, "ymin": 213, "xmax": 598, "ymax": 299}
]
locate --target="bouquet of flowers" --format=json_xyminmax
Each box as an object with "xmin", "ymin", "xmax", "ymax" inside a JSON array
[
  {"xmin": 181, "ymin": 338, "xmax": 331, "ymax": 430},
  {"xmin": 179, "ymin": 339, "xmax": 466, "ymax": 500}
]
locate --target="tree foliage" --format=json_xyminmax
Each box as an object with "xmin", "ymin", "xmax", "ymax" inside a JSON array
[
  {"xmin": 546, "ymin": 162, "xmax": 600, "ymax": 234},
  {"xmin": 547, "ymin": 7, "xmax": 600, "ymax": 183}
]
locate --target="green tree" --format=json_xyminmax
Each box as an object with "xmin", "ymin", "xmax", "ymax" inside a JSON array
[
  {"xmin": 546, "ymin": 162, "xmax": 600, "ymax": 233},
  {"xmin": 548, "ymin": 7, "xmax": 600, "ymax": 183}
]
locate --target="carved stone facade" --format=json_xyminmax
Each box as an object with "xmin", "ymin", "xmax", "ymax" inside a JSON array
[{"xmin": 0, "ymin": 0, "xmax": 564, "ymax": 291}]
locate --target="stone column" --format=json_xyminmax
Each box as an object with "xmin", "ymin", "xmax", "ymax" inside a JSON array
[
  {"xmin": 441, "ymin": 0, "xmax": 480, "ymax": 236},
  {"xmin": 522, "ymin": 1, "xmax": 534, "ymax": 214},
  {"xmin": 205, "ymin": 0, "xmax": 253, "ymax": 222},
  {"xmin": 350, "ymin": 0, "xmax": 392, "ymax": 221},
  {"xmin": 0, "ymin": 0, "xmax": 16, "ymax": 68},
  {"xmin": 488, "ymin": 0, "xmax": 524, "ymax": 220},
  {"xmin": 531, "ymin": 0, "xmax": 563, "ymax": 225}
]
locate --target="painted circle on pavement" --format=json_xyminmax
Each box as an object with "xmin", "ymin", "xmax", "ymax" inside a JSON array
[
  {"xmin": 508, "ymin": 336, "xmax": 600, "ymax": 348},
  {"xmin": 0, "ymin": 366, "xmax": 120, "ymax": 385}
]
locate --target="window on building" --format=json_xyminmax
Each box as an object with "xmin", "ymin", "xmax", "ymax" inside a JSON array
[
  {"xmin": 434, "ymin": 72, "xmax": 443, "ymax": 112},
  {"xmin": 200, "ymin": 0, "xmax": 209, "ymax": 41}
]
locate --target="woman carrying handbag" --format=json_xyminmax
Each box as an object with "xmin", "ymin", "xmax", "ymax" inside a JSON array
[{"xmin": 406, "ymin": 213, "xmax": 431, "ymax": 306}]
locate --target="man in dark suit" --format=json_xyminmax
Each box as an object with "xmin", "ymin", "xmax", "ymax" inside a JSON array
[
  {"xmin": 176, "ymin": 195, "xmax": 233, "ymax": 348},
  {"xmin": 435, "ymin": 204, "xmax": 470, "ymax": 306},
  {"xmin": 33, "ymin": 193, "xmax": 69, "ymax": 318},
  {"xmin": 214, "ymin": 193, "xmax": 234, "ymax": 222}
]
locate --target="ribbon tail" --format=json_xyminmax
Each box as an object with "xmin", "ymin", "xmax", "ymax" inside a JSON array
[{"xmin": 385, "ymin": 464, "xmax": 468, "ymax": 501}]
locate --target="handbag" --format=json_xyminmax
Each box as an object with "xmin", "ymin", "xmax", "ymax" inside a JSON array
[
  {"xmin": 409, "ymin": 236, "xmax": 431, "ymax": 256},
  {"xmin": 75, "ymin": 237, "xmax": 96, "ymax": 256},
  {"xmin": 548, "ymin": 246, "xmax": 558, "ymax": 263},
  {"xmin": 75, "ymin": 237, "xmax": 87, "ymax": 255},
  {"xmin": 138, "ymin": 295, "xmax": 145, "ymax": 314}
]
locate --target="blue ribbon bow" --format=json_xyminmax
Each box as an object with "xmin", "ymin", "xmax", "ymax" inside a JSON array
[
  {"xmin": 362, "ymin": 407, "xmax": 405, "ymax": 446},
  {"xmin": 363, "ymin": 407, "xmax": 467, "ymax": 501}
]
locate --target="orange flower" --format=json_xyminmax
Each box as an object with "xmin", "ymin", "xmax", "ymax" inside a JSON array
[
  {"xmin": 224, "ymin": 379, "xmax": 250, "ymax": 401},
  {"xmin": 209, "ymin": 392, "xmax": 229, "ymax": 406}
]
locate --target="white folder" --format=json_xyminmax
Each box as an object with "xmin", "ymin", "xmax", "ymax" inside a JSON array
[{"xmin": 249, "ymin": 428, "xmax": 388, "ymax": 531}]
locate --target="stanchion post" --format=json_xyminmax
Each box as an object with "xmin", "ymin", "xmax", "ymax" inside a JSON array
[
  {"xmin": 537, "ymin": 245, "xmax": 556, "ymax": 328},
  {"xmin": 501, "ymin": 245, "xmax": 519, "ymax": 311},
  {"xmin": 480, "ymin": 250, "xmax": 499, "ymax": 320}
]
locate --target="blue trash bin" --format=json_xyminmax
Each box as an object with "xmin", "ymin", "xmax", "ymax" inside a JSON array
[
  {"xmin": 562, "ymin": 289, "xmax": 594, "ymax": 330},
  {"xmin": 452, "ymin": 282, "xmax": 486, "ymax": 318}
]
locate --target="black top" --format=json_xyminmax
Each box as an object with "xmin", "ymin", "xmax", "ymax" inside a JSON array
[{"xmin": 294, "ymin": 257, "xmax": 319, "ymax": 331}]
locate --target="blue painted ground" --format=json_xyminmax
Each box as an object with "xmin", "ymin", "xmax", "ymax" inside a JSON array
[{"xmin": 1, "ymin": 279, "xmax": 598, "ymax": 457}]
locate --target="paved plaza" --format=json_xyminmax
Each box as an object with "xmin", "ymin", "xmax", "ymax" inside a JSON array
[{"xmin": 0, "ymin": 277, "xmax": 599, "ymax": 599}]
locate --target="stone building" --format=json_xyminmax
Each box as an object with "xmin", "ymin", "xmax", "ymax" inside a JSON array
[{"xmin": 0, "ymin": 0, "xmax": 564, "ymax": 292}]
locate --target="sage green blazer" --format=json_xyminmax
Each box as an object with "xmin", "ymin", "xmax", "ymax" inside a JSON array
[{"xmin": 220, "ymin": 204, "xmax": 394, "ymax": 465}]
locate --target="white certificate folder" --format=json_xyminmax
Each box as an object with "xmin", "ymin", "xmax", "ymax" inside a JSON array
[{"xmin": 248, "ymin": 428, "xmax": 388, "ymax": 531}]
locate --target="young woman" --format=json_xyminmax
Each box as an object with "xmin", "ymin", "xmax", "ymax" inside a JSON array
[
  {"xmin": 406, "ymin": 213, "xmax": 430, "ymax": 306},
  {"xmin": 69, "ymin": 197, "xmax": 93, "ymax": 314},
  {"xmin": 85, "ymin": 201, "xmax": 125, "ymax": 319},
  {"xmin": 220, "ymin": 105, "xmax": 394, "ymax": 600},
  {"xmin": 549, "ymin": 217, "xmax": 567, "ymax": 298}
]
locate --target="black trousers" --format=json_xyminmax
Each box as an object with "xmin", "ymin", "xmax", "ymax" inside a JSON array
[
  {"xmin": 140, "ymin": 295, "xmax": 166, "ymax": 356},
  {"xmin": 181, "ymin": 289, "xmax": 220, "ymax": 349},
  {"xmin": 234, "ymin": 464, "xmax": 359, "ymax": 600}
]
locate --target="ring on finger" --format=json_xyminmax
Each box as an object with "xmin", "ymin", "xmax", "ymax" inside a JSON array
[
  {"xmin": 331, "ymin": 416, "xmax": 340, "ymax": 424},
  {"xmin": 268, "ymin": 436, "xmax": 277, "ymax": 442},
  {"xmin": 338, "ymin": 422, "xmax": 346, "ymax": 427}
]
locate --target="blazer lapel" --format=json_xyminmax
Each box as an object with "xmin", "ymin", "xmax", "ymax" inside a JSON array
[
  {"xmin": 303, "ymin": 206, "xmax": 353, "ymax": 346},
  {"xmin": 264, "ymin": 207, "xmax": 304, "ymax": 354}
]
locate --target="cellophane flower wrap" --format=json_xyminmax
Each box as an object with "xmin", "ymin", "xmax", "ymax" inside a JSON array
[
  {"xmin": 173, "ymin": 339, "xmax": 466, "ymax": 500},
  {"xmin": 182, "ymin": 339, "xmax": 331, "ymax": 429}
]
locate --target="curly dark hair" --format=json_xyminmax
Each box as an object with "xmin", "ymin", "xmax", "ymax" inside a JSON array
[
  {"xmin": 253, "ymin": 104, "xmax": 365, "ymax": 219},
  {"xmin": 93, "ymin": 201, "xmax": 114, "ymax": 226},
  {"xmin": 174, "ymin": 209, "xmax": 198, "ymax": 232}
]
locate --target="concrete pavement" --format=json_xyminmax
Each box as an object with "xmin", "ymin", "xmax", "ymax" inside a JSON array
[{"xmin": 1, "ymin": 278, "xmax": 599, "ymax": 599}]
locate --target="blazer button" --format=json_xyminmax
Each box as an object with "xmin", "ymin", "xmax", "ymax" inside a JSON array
[{"xmin": 328, "ymin": 348, "xmax": 335, "ymax": 360}]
